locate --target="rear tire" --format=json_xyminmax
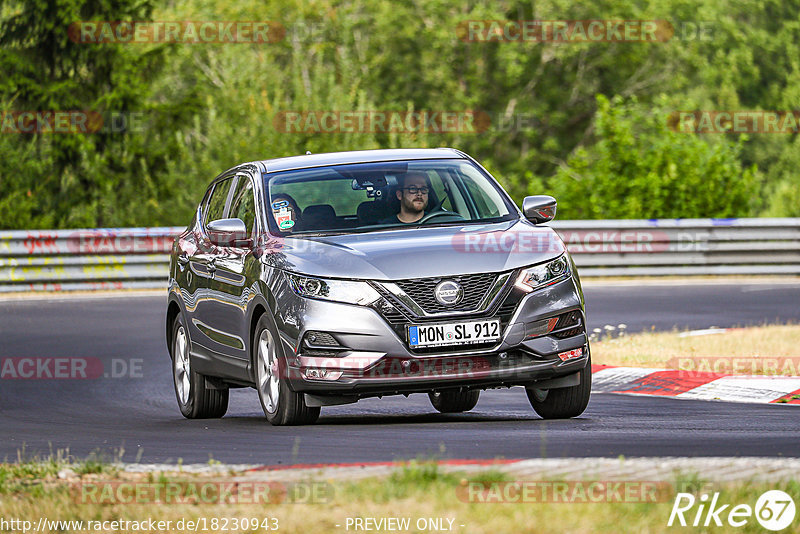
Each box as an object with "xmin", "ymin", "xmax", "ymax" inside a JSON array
[
  {"xmin": 429, "ymin": 390, "xmax": 480, "ymax": 413},
  {"xmin": 526, "ymin": 356, "xmax": 591, "ymax": 419},
  {"xmin": 253, "ymin": 314, "xmax": 320, "ymax": 426},
  {"xmin": 171, "ymin": 315, "xmax": 228, "ymax": 419}
]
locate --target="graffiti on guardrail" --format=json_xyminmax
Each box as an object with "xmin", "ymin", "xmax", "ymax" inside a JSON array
[
  {"xmin": 22, "ymin": 233, "xmax": 58, "ymax": 254},
  {"xmin": 0, "ymin": 229, "xmax": 180, "ymax": 256}
]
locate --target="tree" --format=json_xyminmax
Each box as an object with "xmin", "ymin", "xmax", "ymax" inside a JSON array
[{"xmin": 549, "ymin": 95, "xmax": 757, "ymax": 219}]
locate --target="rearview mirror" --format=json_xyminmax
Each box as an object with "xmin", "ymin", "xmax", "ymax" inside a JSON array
[
  {"xmin": 207, "ymin": 218, "xmax": 252, "ymax": 247},
  {"xmin": 522, "ymin": 195, "xmax": 557, "ymax": 224}
]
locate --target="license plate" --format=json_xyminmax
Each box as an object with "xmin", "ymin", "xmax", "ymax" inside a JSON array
[{"xmin": 408, "ymin": 319, "xmax": 501, "ymax": 348}]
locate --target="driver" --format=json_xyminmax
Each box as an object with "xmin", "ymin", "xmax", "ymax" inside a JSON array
[{"xmin": 382, "ymin": 171, "xmax": 430, "ymax": 224}]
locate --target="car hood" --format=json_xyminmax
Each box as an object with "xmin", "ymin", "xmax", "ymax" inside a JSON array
[{"xmin": 262, "ymin": 219, "xmax": 566, "ymax": 280}]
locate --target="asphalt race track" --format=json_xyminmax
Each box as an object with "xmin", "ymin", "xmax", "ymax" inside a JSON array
[{"xmin": 1, "ymin": 282, "xmax": 799, "ymax": 464}]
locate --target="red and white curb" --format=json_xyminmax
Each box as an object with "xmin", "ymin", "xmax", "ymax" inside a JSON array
[{"xmin": 592, "ymin": 365, "xmax": 800, "ymax": 404}]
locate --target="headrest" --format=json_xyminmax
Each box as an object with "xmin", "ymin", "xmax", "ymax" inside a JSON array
[
  {"xmin": 303, "ymin": 204, "xmax": 336, "ymax": 219},
  {"xmin": 357, "ymin": 201, "xmax": 383, "ymax": 224}
]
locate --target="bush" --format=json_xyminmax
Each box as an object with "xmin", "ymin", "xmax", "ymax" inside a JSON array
[{"xmin": 550, "ymin": 95, "xmax": 758, "ymax": 219}]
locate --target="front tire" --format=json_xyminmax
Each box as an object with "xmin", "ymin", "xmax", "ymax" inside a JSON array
[
  {"xmin": 526, "ymin": 356, "xmax": 591, "ymax": 419},
  {"xmin": 171, "ymin": 315, "xmax": 228, "ymax": 419},
  {"xmin": 253, "ymin": 314, "xmax": 320, "ymax": 426},
  {"xmin": 429, "ymin": 390, "xmax": 480, "ymax": 413}
]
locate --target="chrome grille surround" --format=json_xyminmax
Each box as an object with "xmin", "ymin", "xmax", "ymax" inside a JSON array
[{"xmin": 373, "ymin": 271, "xmax": 512, "ymax": 318}]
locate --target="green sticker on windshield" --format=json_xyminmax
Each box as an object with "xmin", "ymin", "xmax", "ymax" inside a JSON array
[{"xmin": 279, "ymin": 219, "xmax": 295, "ymax": 230}]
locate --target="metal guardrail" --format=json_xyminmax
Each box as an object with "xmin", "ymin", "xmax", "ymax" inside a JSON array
[
  {"xmin": 0, "ymin": 218, "xmax": 798, "ymax": 292},
  {"xmin": 0, "ymin": 228, "xmax": 177, "ymax": 292},
  {"xmin": 550, "ymin": 218, "xmax": 800, "ymax": 277}
]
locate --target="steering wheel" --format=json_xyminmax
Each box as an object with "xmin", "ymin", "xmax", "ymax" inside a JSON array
[{"xmin": 418, "ymin": 209, "xmax": 464, "ymax": 224}]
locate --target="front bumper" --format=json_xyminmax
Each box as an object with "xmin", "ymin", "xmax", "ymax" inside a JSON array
[{"xmin": 275, "ymin": 275, "xmax": 588, "ymax": 399}]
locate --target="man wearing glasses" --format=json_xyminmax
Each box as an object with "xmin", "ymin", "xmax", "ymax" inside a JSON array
[{"xmin": 381, "ymin": 171, "xmax": 431, "ymax": 224}]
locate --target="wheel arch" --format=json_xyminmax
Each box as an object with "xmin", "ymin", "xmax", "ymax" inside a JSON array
[
  {"xmin": 166, "ymin": 297, "xmax": 183, "ymax": 359},
  {"xmin": 245, "ymin": 288, "xmax": 284, "ymax": 383}
]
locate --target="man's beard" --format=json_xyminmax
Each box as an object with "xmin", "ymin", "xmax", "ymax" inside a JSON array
[{"xmin": 404, "ymin": 197, "xmax": 426, "ymax": 214}]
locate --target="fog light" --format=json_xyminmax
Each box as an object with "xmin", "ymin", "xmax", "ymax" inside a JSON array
[
  {"xmin": 302, "ymin": 368, "xmax": 343, "ymax": 381},
  {"xmin": 557, "ymin": 347, "xmax": 583, "ymax": 362},
  {"xmin": 304, "ymin": 331, "xmax": 339, "ymax": 347}
]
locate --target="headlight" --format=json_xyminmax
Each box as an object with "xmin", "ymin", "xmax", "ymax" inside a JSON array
[
  {"xmin": 286, "ymin": 273, "xmax": 381, "ymax": 305},
  {"xmin": 515, "ymin": 255, "xmax": 571, "ymax": 293}
]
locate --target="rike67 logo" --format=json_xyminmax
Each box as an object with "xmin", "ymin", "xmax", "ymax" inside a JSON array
[{"xmin": 669, "ymin": 490, "xmax": 796, "ymax": 531}]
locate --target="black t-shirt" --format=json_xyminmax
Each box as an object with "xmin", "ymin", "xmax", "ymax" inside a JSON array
[{"xmin": 379, "ymin": 214, "xmax": 423, "ymax": 225}]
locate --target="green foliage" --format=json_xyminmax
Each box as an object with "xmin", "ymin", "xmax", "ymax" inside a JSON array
[
  {"xmin": 0, "ymin": 0, "xmax": 201, "ymax": 227},
  {"xmin": 0, "ymin": 0, "xmax": 797, "ymax": 228},
  {"xmin": 550, "ymin": 95, "xmax": 757, "ymax": 219},
  {"xmin": 0, "ymin": 450, "xmax": 67, "ymax": 495}
]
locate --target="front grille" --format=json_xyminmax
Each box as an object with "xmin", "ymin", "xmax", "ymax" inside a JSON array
[
  {"xmin": 370, "ymin": 271, "xmax": 522, "ymax": 355},
  {"xmin": 373, "ymin": 298, "xmax": 412, "ymax": 325},
  {"xmin": 394, "ymin": 272, "xmax": 497, "ymax": 314},
  {"xmin": 496, "ymin": 289, "xmax": 525, "ymax": 322}
]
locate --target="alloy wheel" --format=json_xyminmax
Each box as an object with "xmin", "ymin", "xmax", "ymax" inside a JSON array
[
  {"xmin": 173, "ymin": 325, "xmax": 190, "ymax": 405},
  {"xmin": 257, "ymin": 328, "xmax": 280, "ymax": 414}
]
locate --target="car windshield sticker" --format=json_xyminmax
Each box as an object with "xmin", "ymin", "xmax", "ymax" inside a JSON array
[
  {"xmin": 275, "ymin": 208, "xmax": 294, "ymax": 229},
  {"xmin": 272, "ymin": 200, "xmax": 289, "ymax": 210}
]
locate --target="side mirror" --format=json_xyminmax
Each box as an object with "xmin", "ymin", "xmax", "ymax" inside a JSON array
[
  {"xmin": 207, "ymin": 218, "xmax": 252, "ymax": 247},
  {"xmin": 522, "ymin": 195, "xmax": 557, "ymax": 224}
]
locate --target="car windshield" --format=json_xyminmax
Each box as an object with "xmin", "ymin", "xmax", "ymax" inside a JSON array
[{"xmin": 264, "ymin": 158, "xmax": 517, "ymax": 236}]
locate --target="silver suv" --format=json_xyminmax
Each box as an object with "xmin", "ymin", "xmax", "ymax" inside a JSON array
[{"xmin": 166, "ymin": 148, "xmax": 590, "ymax": 425}]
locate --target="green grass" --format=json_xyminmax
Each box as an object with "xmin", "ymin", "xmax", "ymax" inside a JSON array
[
  {"xmin": 3, "ymin": 458, "xmax": 800, "ymax": 533},
  {"xmin": 0, "ymin": 450, "xmax": 118, "ymax": 495}
]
